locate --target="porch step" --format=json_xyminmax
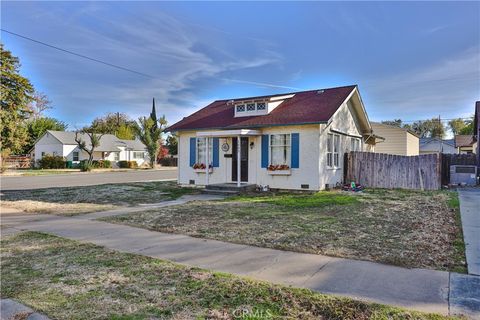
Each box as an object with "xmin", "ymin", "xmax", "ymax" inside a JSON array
[
  {"xmin": 201, "ymin": 189, "xmax": 240, "ymax": 196},
  {"xmin": 205, "ymin": 183, "xmax": 256, "ymax": 192}
]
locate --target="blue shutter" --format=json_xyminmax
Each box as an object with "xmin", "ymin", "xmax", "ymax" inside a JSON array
[
  {"xmin": 291, "ymin": 133, "xmax": 299, "ymax": 168},
  {"xmin": 212, "ymin": 137, "xmax": 219, "ymax": 167},
  {"xmin": 189, "ymin": 137, "xmax": 196, "ymax": 166},
  {"xmin": 261, "ymin": 135, "xmax": 269, "ymax": 168}
]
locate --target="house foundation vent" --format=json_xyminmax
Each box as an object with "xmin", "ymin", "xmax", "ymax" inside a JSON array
[
  {"xmin": 189, "ymin": 180, "xmax": 195, "ymax": 185},
  {"xmin": 301, "ymin": 184, "xmax": 309, "ymax": 189}
]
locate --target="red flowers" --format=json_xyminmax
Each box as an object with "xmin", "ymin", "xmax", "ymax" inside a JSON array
[
  {"xmin": 193, "ymin": 163, "xmax": 212, "ymax": 169},
  {"xmin": 267, "ymin": 164, "xmax": 290, "ymax": 171}
]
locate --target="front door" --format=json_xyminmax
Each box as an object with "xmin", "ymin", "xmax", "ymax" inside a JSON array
[{"xmin": 232, "ymin": 137, "xmax": 249, "ymax": 182}]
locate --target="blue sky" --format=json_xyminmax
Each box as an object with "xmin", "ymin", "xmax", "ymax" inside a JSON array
[{"xmin": 1, "ymin": 1, "xmax": 479, "ymax": 130}]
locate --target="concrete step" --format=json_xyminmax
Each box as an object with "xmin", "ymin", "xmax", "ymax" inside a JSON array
[
  {"xmin": 201, "ymin": 189, "xmax": 240, "ymax": 196},
  {"xmin": 206, "ymin": 184, "xmax": 256, "ymax": 192}
]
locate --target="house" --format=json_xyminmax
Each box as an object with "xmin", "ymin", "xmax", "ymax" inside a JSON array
[
  {"xmin": 455, "ymin": 135, "xmax": 477, "ymax": 154},
  {"xmin": 419, "ymin": 138, "xmax": 456, "ymax": 154},
  {"xmin": 370, "ymin": 122, "xmax": 419, "ymax": 156},
  {"xmin": 167, "ymin": 85, "xmax": 381, "ymax": 191},
  {"xmin": 33, "ymin": 130, "xmax": 148, "ymax": 166},
  {"xmin": 475, "ymin": 101, "xmax": 480, "ymax": 161}
]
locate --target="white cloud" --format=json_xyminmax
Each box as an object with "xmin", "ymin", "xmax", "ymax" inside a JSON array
[{"xmin": 363, "ymin": 47, "xmax": 480, "ymax": 120}]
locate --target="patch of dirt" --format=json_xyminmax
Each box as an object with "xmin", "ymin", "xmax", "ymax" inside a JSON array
[{"xmin": 106, "ymin": 190, "xmax": 466, "ymax": 272}]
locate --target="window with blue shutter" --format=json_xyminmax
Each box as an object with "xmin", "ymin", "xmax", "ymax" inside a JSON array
[
  {"xmin": 291, "ymin": 133, "xmax": 299, "ymax": 168},
  {"xmin": 212, "ymin": 138, "xmax": 219, "ymax": 167},
  {"xmin": 189, "ymin": 137, "xmax": 196, "ymax": 166},
  {"xmin": 261, "ymin": 135, "xmax": 269, "ymax": 168}
]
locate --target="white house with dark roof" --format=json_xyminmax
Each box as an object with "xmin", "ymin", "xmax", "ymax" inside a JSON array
[
  {"xmin": 33, "ymin": 130, "xmax": 148, "ymax": 166},
  {"xmin": 167, "ymin": 85, "xmax": 381, "ymax": 191}
]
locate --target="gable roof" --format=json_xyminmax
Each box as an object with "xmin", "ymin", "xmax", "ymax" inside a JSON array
[
  {"xmin": 44, "ymin": 130, "xmax": 146, "ymax": 151},
  {"xmin": 454, "ymin": 135, "xmax": 476, "ymax": 148},
  {"xmin": 419, "ymin": 137, "xmax": 455, "ymax": 147},
  {"xmin": 370, "ymin": 122, "xmax": 419, "ymax": 138},
  {"xmin": 167, "ymin": 85, "xmax": 361, "ymax": 132}
]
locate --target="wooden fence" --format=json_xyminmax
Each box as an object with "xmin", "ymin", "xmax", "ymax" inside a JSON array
[
  {"xmin": 2, "ymin": 155, "xmax": 32, "ymax": 169},
  {"xmin": 440, "ymin": 153, "xmax": 477, "ymax": 186},
  {"xmin": 344, "ymin": 152, "xmax": 442, "ymax": 190}
]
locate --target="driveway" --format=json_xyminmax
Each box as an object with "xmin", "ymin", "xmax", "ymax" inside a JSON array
[
  {"xmin": 458, "ymin": 188, "xmax": 480, "ymax": 276},
  {"xmin": 0, "ymin": 168, "xmax": 177, "ymax": 191}
]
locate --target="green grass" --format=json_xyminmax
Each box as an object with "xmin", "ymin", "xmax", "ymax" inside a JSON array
[
  {"xmin": 447, "ymin": 192, "xmax": 467, "ymax": 274},
  {"xmin": 0, "ymin": 181, "xmax": 199, "ymax": 216},
  {"xmin": 105, "ymin": 189, "xmax": 467, "ymax": 272},
  {"xmin": 0, "ymin": 232, "xmax": 458, "ymax": 320},
  {"xmin": 229, "ymin": 191, "xmax": 359, "ymax": 208}
]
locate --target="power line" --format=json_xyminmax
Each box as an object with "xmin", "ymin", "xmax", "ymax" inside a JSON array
[
  {"xmin": 2, "ymin": 29, "xmax": 154, "ymax": 78},
  {"xmin": 0, "ymin": 29, "xmax": 299, "ymax": 91}
]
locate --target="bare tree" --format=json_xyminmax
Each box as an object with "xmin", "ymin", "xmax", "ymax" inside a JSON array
[
  {"xmin": 29, "ymin": 91, "xmax": 52, "ymax": 119},
  {"xmin": 74, "ymin": 130, "xmax": 104, "ymax": 169}
]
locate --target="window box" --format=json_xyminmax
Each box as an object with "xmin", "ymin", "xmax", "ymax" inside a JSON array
[
  {"xmin": 267, "ymin": 169, "xmax": 291, "ymax": 176},
  {"xmin": 194, "ymin": 168, "xmax": 213, "ymax": 174}
]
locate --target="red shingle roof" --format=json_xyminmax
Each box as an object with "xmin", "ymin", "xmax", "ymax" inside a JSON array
[{"xmin": 167, "ymin": 85, "xmax": 357, "ymax": 132}]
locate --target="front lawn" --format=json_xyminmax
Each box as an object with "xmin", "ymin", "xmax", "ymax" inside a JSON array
[
  {"xmin": 0, "ymin": 232, "xmax": 457, "ymax": 320},
  {"xmin": 105, "ymin": 189, "xmax": 466, "ymax": 272},
  {"xmin": 0, "ymin": 181, "xmax": 199, "ymax": 216}
]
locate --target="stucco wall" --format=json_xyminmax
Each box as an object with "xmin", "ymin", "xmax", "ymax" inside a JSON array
[
  {"xmin": 176, "ymin": 99, "xmax": 367, "ymax": 190},
  {"xmin": 318, "ymin": 102, "xmax": 364, "ymax": 189}
]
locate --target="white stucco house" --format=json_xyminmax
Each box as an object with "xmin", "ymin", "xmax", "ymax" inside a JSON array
[
  {"xmin": 167, "ymin": 85, "xmax": 380, "ymax": 191},
  {"xmin": 33, "ymin": 130, "xmax": 149, "ymax": 167}
]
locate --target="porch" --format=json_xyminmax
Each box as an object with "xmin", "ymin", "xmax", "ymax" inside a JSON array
[{"xmin": 195, "ymin": 129, "xmax": 261, "ymax": 187}]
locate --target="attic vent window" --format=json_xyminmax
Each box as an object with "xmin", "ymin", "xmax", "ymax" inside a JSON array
[
  {"xmin": 246, "ymin": 103, "xmax": 256, "ymax": 111},
  {"xmin": 236, "ymin": 104, "xmax": 245, "ymax": 112},
  {"xmin": 257, "ymin": 102, "xmax": 266, "ymax": 110}
]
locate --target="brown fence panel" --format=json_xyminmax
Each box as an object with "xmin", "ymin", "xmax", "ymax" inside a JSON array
[{"xmin": 344, "ymin": 152, "xmax": 442, "ymax": 190}]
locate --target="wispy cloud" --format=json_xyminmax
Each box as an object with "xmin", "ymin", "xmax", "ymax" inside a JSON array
[
  {"xmin": 7, "ymin": 3, "xmax": 284, "ymax": 126},
  {"xmin": 364, "ymin": 47, "xmax": 480, "ymax": 120}
]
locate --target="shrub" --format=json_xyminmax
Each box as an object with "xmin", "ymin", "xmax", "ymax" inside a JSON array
[
  {"xmin": 118, "ymin": 160, "xmax": 138, "ymax": 168},
  {"xmin": 38, "ymin": 155, "xmax": 66, "ymax": 169},
  {"xmin": 79, "ymin": 161, "xmax": 92, "ymax": 172},
  {"xmin": 91, "ymin": 160, "xmax": 111, "ymax": 168}
]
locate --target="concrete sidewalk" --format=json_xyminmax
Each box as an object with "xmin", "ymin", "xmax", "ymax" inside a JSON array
[
  {"xmin": 458, "ymin": 189, "xmax": 480, "ymax": 276},
  {"xmin": 2, "ymin": 212, "xmax": 450, "ymax": 315}
]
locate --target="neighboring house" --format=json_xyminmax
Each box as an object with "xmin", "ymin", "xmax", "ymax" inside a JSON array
[
  {"xmin": 475, "ymin": 101, "xmax": 480, "ymax": 161},
  {"xmin": 167, "ymin": 85, "xmax": 381, "ymax": 191},
  {"xmin": 370, "ymin": 122, "xmax": 419, "ymax": 156},
  {"xmin": 33, "ymin": 130, "xmax": 148, "ymax": 166},
  {"xmin": 455, "ymin": 135, "xmax": 477, "ymax": 154},
  {"xmin": 419, "ymin": 138, "xmax": 456, "ymax": 154}
]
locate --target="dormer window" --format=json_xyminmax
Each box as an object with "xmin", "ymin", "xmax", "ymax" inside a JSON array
[
  {"xmin": 236, "ymin": 104, "xmax": 245, "ymax": 112},
  {"xmin": 256, "ymin": 102, "xmax": 266, "ymax": 110},
  {"xmin": 246, "ymin": 103, "xmax": 256, "ymax": 111}
]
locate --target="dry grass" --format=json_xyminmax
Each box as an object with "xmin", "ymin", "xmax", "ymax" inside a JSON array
[
  {"xmin": 0, "ymin": 181, "xmax": 199, "ymax": 216},
  {"xmin": 106, "ymin": 189, "xmax": 466, "ymax": 272},
  {"xmin": 0, "ymin": 232, "xmax": 458, "ymax": 320}
]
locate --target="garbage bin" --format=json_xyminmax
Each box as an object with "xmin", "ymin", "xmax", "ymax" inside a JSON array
[{"xmin": 66, "ymin": 161, "xmax": 73, "ymax": 168}]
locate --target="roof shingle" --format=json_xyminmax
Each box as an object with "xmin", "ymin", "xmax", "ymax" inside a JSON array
[{"xmin": 167, "ymin": 85, "xmax": 357, "ymax": 132}]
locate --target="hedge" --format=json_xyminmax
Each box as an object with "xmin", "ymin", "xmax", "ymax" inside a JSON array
[
  {"xmin": 38, "ymin": 155, "xmax": 66, "ymax": 169},
  {"xmin": 118, "ymin": 160, "xmax": 138, "ymax": 168}
]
